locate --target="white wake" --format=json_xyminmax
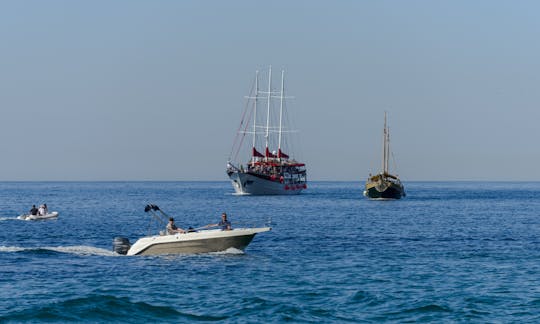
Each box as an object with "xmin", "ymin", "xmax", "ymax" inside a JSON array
[{"xmin": 0, "ymin": 245, "xmax": 117, "ymax": 256}]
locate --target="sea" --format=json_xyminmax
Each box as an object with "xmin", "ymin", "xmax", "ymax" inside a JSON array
[{"xmin": 1, "ymin": 181, "xmax": 540, "ymax": 323}]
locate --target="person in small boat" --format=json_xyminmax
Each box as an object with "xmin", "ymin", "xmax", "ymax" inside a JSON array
[
  {"xmin": 167, "ymin": 217, "xmax": 186, "ymax": 235},
  {"xmin": 29, "ymin": 205, "xmax": 38, "ymax": 216},
  {"xmin": 41, "ymin": 204, "xmax": 49, "ymax": 216},
  {"xmin": 38, "ymin": 205, "xmax": 46, "ymax": 216},
  {"xmin": 206, "ymin": 212, "xmax": 232, "ymax": 231}
]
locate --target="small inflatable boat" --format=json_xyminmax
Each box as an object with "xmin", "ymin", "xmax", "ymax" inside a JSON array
[{"xmin": 18, "ymin": 212, "xmax": 59, "ymax": 221}]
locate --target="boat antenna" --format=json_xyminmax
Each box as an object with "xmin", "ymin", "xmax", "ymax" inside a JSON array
[{"xmin": 145, "ymin": 203, "xmax": 167, "ymax": 236}]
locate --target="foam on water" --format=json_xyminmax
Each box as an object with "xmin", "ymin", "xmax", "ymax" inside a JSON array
[
  {"xmin": 45, "ymin": 245, "xmax": 117, "ymax": 256},
  {"xmin": 210, "ymin": 247, "xmax": 245, "ymax": 255},
  {"xmin": 0, "ymin": 246, "xmax": 27, "ymax": 252}
]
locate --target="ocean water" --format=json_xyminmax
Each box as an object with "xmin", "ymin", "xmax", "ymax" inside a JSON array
[{"xmin": 1, "ymin": 181, "xmax": 540, "ymax": 322}]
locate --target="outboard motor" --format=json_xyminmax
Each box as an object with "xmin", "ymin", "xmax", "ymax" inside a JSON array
[{"xmin": 113, "ymin": 237, "xmax": 131, "ymax": 255}]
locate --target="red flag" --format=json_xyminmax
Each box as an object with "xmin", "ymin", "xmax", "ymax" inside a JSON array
[
  {"xmin": 265, "ymin": 147, "xmax": 276, "ymax": 158},
  {"xmin": 278, "ymin": 149, "xmax": 289, "ymax": 159},
  {"xmin": 252, "ymin": 147, "xmax": 264, "ymax": 157}
]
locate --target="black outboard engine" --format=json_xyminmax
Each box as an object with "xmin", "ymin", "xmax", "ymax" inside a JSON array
[{"xmin": 113, "ymin": 237, "xmax": 131, "ymax": 255}]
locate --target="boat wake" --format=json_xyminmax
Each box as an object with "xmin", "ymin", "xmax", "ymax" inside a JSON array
[
  {"xmin": 0, "ymin": 245, "xmax": 243, "ymax": 258},
  {"xmin": 0, "ymin": 216, "xmax": 17, "ymax": 221},
  {"xmin": 210, "ymin": 247, "xmax": 245, "ymax": 255},
  {"xmin": 0, "ymin": 245, "xmax": 116, "ymax": 256},
  {"xmin": 0, "ymin": 216, "xmax": 56, "ymax": 222}
]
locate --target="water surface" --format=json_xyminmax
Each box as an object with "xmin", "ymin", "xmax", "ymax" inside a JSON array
[{"xmin": 1, "ymin": 181, "xmax": 539, "ymax": 322}]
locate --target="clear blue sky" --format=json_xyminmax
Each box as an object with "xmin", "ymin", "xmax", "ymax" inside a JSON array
[{"xmin": 1, "ymin": 1, "xmax": 539, "ymax": 181}]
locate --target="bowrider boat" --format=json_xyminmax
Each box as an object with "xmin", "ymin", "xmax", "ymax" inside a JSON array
[
  {"xmin": 18, "ymin": 212, "xmax": 59, "ymax": 221},
  {"xmin": 113, "ymin": 204, "xmax": 270, "ymax": 256}
]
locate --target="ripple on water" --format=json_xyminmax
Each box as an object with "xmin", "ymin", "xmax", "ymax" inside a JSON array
[{"xmin": 0, "ymin": 295, "xmax": 227, "ymax": 322}]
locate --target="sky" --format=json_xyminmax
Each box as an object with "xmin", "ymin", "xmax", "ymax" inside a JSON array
[{"xmin": 1, "ymin": 1, "xmax": 540, "ymax": 181}]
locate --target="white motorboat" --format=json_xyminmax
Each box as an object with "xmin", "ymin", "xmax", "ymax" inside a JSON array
[
  {"xmin": 18, "ymin": 212, "xmax": 59, "ymax": 221},
  {"xmin": 123, "ymin": 227, "xmax": 270, "ymax": 256},
  {"xmin": 113, "ymin": 204, "xmax": 271, "ymax": 256}
]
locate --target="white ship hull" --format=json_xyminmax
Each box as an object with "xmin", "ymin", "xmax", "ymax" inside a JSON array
[{"xmin": 229, "ymin": 171, "xmax": 306, "ymax": 195}]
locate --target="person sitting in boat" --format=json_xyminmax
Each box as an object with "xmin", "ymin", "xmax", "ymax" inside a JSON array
[
  {"xmin": 167, "ymin": 217, "xmax": 186, "ymax": 235},
  {"xmin": 38, "ymin": 205, "xmax": 46, "ymax": 216},
  {"xmin": 29, "ymin": 205, "xmax": 38, "ymax": 216},
  {"xmin": 206, "ymin": 212, "xmax": 232, "ymax": 231}
]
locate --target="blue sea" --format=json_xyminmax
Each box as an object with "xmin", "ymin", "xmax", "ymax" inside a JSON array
[{"xmin": 1, "ymin": 181, "xmax": 540, "ymax": 322}]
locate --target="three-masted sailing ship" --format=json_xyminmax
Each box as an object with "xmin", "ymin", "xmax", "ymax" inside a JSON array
[
  {"xmin": 227, "ymin": 67, "xmax": 307, "ymax": 195},
  {"xmin": 364, "ymin": 112, "xmax": 405, "ymax": 199}
]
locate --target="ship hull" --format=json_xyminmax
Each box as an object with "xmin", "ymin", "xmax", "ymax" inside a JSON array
[
  {"xmin": 228, "ymin": 171, "xmax": 306, "ymax": 195},
  {"xmin": 364, "ymin": 181, "xmax": 405, "ymax": 200}
]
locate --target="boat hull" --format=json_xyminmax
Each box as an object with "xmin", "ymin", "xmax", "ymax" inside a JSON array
[
  {"xmin": 364, "ymin": 182, "xmax": 405, "ymax": 200},
  {"xmin": 127, "ymin": 227, "xmax": 271, "ymax": 256},
  {"xmin": 17, "ymin": 212, "xmax": 59, "ymax": 221},
  {"xmin": 228, "ymin": 171, "xmax": 305, "ymax": 195}
]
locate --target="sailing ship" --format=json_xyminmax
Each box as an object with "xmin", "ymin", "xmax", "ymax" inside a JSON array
[
  {"xmin": 227, "ymin": 67, "xmax": 307, "ymax": 195},
  {"xmin": 364, "ymin": 112, "xmax": 405, "ymax": 199}
]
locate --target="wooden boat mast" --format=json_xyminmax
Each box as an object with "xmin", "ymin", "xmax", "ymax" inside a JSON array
[{"xmin": 382, "ymin": 112, "xmax": 389, "ymax": 175}]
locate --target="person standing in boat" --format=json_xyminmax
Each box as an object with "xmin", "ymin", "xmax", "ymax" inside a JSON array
[
  {"xmin": 206, "ymin": 213, "xmax": 232, "ymax": 231},
  {"xmin": 43, "ymin": 204, "xmax": 48, "ymax": 215},
  {"xmin": 167, "ymin": 217, "xmax": 185, "ymax": 235},
  {"xmin": 38, "ymin": 205, "xmax": 46, "ymax": 216}
]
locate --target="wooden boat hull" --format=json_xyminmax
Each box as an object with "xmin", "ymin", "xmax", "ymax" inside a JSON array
[{"xmin": 364, "ymin": 181, "xmax": 405, "ymax": 200}]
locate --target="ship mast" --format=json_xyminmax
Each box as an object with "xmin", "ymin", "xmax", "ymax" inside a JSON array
[
  {"xmin": 278, "ymin": 70, "xmax": 284, "ymax": 161},
  {"xmin": 382, "ymin": 112, "xmax": 389, "ymax": 175},
  {"xmin": 265, "ymin": 66, "xmax": 272, "ymax": 161},
  {"xmin": 252, "ymin": 70, "xmax": 259, "ymax": 164}
]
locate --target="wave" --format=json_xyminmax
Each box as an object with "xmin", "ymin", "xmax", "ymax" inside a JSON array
[
  {"xmin": 0, "ymin": 294, "xmax": 227, "ymax": 322},
  {"xmin": 0, "ymin": 245, "xmax": 116, "ymax": 256},
  {"xmin": 402, "ymin": 304, "xmax": 452, "ymax": 313}
]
